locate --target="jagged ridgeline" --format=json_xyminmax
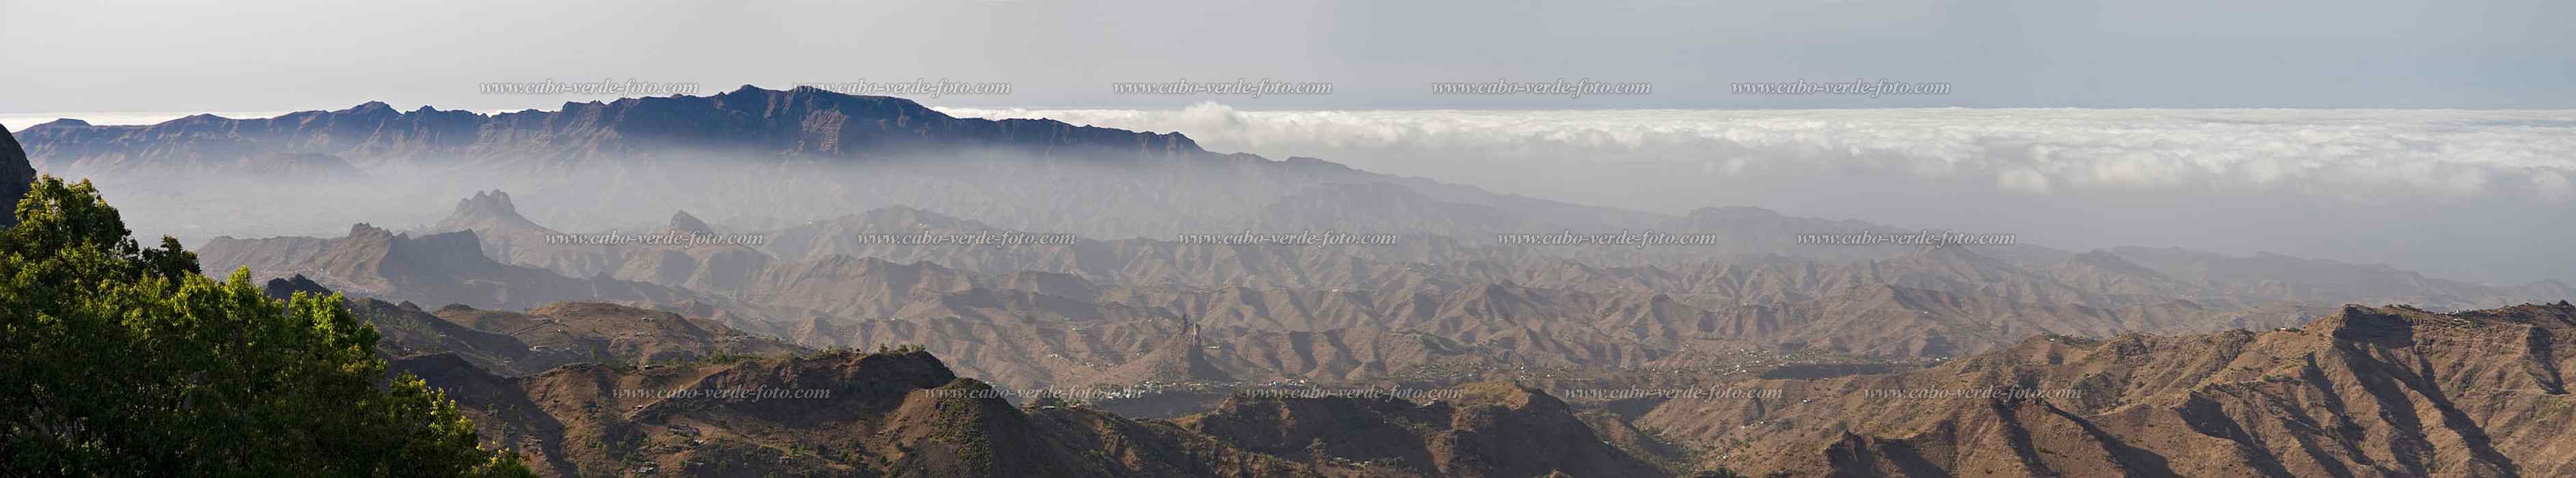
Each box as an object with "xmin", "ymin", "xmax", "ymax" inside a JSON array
[{"xmin": 1636, "ymin": 303, "xmax": 2576, "ymax": 476}]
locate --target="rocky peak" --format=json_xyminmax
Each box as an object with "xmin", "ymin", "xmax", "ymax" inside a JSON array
[
  {"xmin": 2313, "ymin": 305, "xmax": 2422, "ymax": 346},
  {"xmin": 433, "ymin": 190, "xmax": 551, "ymax": 234},
  {"xmin": 29, "ymin": 118, "xmax": 90, "ymax": 129},
  {"xmin": 347, "ymin": 223, "xmax": 395, "ymax": 240},
  {"xmin": 261, "ymin": 274, "xmax": 332, "ymax": 300},
  {"xmin": 340, "ymin": 101, "xmax": 397, "ymax": 115},
  {"xmin": 166, "ymin": 113, "xmax": 232, "ymax": 125},
  {"xmin": 1093, "ymin": 331, "xmax": 1236, "ymax": 384},
  {"xmin": 668, "ymin": 210, "xmax": 713, "ymax": 234},
  {"xmin": 452, "ymin": 190, "xmax": 518, "ymax": 219}
]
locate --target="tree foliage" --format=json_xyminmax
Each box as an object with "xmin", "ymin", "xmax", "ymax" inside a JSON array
[{"xmin": 0, "ymin": 176, "xmax": 532, "ymax": 476}]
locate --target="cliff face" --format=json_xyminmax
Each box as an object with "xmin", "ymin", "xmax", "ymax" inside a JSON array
[{"xmin": 0, "ymin": 123, "xmax": 34, "ymax": 227}]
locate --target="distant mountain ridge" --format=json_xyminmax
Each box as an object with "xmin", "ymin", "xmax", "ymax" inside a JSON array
[
  {"xmin": 195, "ymin": 188, "xmax": 2570, "ymax": 392},
  {"xmin": 16, "ymin": 87, "xmax": 2572, "ymax": 298},
  {"xmin": 196, "ymin": 222, "xmax": 690, "ymax": 311},
  {"xmin": 6, "ymin": 85, "xmax": 1917, "ymax": 259},
  {"xmin": 16, "ymin": 85, "xmax": 1200, "ymax": 173},
  {"xmin": 52, "ymin": 85, "xmax": 2571, "ymax": 401}
]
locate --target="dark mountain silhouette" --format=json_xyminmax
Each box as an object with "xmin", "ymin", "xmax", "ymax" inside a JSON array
[
  {"xmin": 0, "ymin": 122, "xmax": 33, "ymax": 227},
  {"xmin": 16, "ymin": 86, "xmax": 1198, "ymax": 173},
  {"xmin": 260, "ymin": 274, "xmax": 331, "ymax": 300},
  {"xmin": 667, "ymin": 210, "xmax": 714, "ymax": 234}
]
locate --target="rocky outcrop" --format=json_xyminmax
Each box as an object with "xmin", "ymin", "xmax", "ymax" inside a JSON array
[{"xmin": 426, "ymin": 190, "xmax": 620, "ymax": 276}]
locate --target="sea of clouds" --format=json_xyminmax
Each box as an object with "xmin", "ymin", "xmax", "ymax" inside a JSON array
[
  {"xmin": 942, "ymin": 104, "xmax": 2576, "ymax": 285},
  {"xmin": 14, "ymin": 105, "xmax": 2571, "ymax": 285}
]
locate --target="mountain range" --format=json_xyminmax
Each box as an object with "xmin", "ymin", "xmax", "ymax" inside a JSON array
[
  {"xmin": 1635, "ymin": 302, "xmax": 2576, "ymax": 476},
  {"xmin": 14, "ymin": 86, "xmax": 2575, "ymax": 477}
]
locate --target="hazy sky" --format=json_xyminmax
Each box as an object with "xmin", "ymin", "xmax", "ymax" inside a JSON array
[
  {"xmin": 4, "ymin": 0, "xmax": 2571, "ymax": 285},
  {"xmin": 3, "ymin": 0, "xmax": 2568, "ymax": 114}
]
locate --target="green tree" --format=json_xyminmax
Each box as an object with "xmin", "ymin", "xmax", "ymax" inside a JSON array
[{"xmin": 0, "ymin": 176, "xmax": 532, "ymax": 477}]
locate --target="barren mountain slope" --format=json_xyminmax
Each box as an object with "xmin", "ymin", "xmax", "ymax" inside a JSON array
[{"xmin": 1636, "ymin": 302, "xmax": 2576, "ymax": 477}]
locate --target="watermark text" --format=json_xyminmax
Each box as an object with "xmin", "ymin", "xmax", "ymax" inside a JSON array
[
  {"xmin": 1176, "ymin": 229, "xmax": 1399, "ymax": 247},
  {"xmin": 1795, "ymin": 229, "xmax": 2015, "ymax": 247},
  {"xmin": 1431, "ymin": 78, "xmax": 1652, "ymax": 97},
  {"xmin": 544, "ymin": 229, "xmax": 767, "ymax": 247},
  {"xmin": 856, "ymin": 229, "xmax": 1081, "ymax": 247},
  {"xmin": 794, "ymin": 79, "xmax": 1013, "ymax": 97},
  {"xmin": 478, "ymin": 79, "xmax": 702, "ymax": 96},
  {"xmin": 1732, "ymin": 78, "xmax": 1949, "ymax": 97},
  {"xmin": 1110, "ymin": 79, "xmax": 1334, "ymax": 96},
  {"xmin": 614, "ymin": 387, "xmax": 830, "ymax": 402}
]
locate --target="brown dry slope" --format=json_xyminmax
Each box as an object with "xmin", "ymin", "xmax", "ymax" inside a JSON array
[
  {"xmin": 1180, "ymin": 381, "xmax": 1673, "ymax": 477},
  {"xmin": 1638, "ymin": 302, "xmax": 2576, "ymax": 477},
  {"xmin": 333, "ymin": 296, "xmax": 808, "ymax": 376},
  {"xmin": 397, "ymin": 349, "xmax": 1321, "ymax": 477},
  {"xmin": 433, "ymin": 302, "xmax": 808, "ymax": 367},
  {"xmin": 398, "ymin": 347, "xmax": 1691, "ymax": 477},
  {"xmin": 264, "ymin": 268, "xmax": 804, "ymax": 376}
]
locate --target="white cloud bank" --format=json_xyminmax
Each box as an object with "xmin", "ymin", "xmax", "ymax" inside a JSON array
[
  {"xmin": 940, "ymin": 104, "xmax": 2576, "ymax": 204},
  {"xmin": 942, "ymin": 104, "xmax": 2576, "ymax": 284}
]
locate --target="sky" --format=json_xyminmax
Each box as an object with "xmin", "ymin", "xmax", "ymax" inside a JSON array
[{"xmin": 1, "ymin": 0, "xmax": 2569, "ymax": 114}]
